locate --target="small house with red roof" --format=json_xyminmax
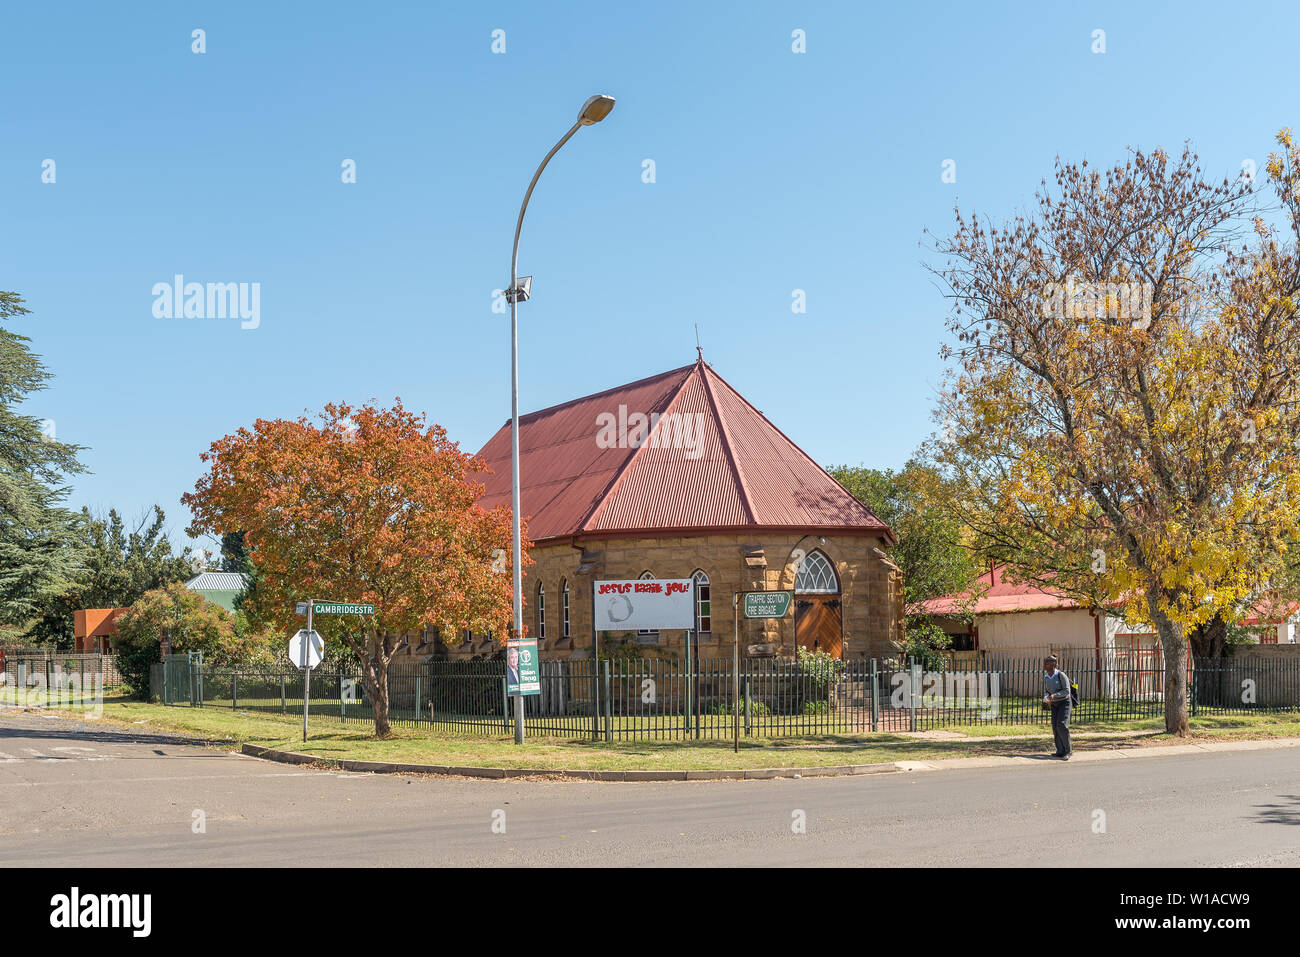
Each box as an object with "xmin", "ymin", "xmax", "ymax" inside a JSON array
[
  {"xmin": 924, "ymin": 565, "xmax": 1298, "ymax": 652},
  {"xmin": 920, "ymin": 563, "xmax": 1158, "ymax": 697},
  {"xmin": 453, "ymin": 358, "xmax": 904, "ymax": 661},
  {"xmin": 1238, "ymin": 599, "xmax": 1300, "ymax": 644},
  {"xmin": 922, "ymin": 567, "xmax": 1298, "ymax": 698},
  {"xmin": 921, "ymin": 562, "xmax": 1153, "ymax": 657}
]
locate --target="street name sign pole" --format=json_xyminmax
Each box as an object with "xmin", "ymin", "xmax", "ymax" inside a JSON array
[
  {"xmin": 737, "ymin": 590, "xmax": 796, "ymax": 752},
  {"xmin": 303, "ymin": 599, "xmax": 312, "ymax": 741},
  {"xmin": 295, "ymin": 599, "xmax": 373, "ymax": 742},
  {"xmin": 733, "ymin": 593, "xmax": 739, "ymax": 752}
]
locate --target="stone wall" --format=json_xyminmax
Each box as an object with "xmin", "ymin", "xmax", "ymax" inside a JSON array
[
  {"xmin": 1202, "ymin": 643, "xmax": 1300, "ymax": 708},
  {"xmin": 469, "ymin": 531, "xmax": 903, "ymax": 662},
  {"xmin": 1229, "ymin": 643, "xmax": 1300, "ymax": 659}
]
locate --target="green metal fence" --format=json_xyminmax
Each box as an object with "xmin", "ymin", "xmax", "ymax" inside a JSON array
[{"xmin": 146, "ymin": 652, "xmax": 1300, "ymax": 740}]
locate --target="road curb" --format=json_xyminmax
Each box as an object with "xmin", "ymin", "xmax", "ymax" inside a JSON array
[
  {"xmin": 240, "ymin": 734, "xmax": 1300, "ymax": 781},
  {"xmin": 238, "ymin": 743, "xmax": 904, "ymax": 781}
]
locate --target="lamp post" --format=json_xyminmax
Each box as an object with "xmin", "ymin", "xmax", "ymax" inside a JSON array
[{"xmin": 506, "ymin": 94, "xmax": 615, "ymax": 745}]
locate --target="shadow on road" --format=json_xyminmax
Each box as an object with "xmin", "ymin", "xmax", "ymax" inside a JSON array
[
  {"xmin": 1254, "ymin": 794, "xmax": 1300, "ymax": 826},
  {"xmin": 0, "ymin": 720, "xmax": 227, "ymax": 752}
]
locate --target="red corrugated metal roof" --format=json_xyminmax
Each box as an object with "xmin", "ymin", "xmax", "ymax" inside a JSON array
[
  {"xmin": 475, "ymin": 360, "xmax": 893, "ymax": 545},
  {"xmin": 1240, "ymin": 599, "xmax": 1300, "ymax": 626},
  {"xmin": 920, "ymin": 563, "xmax": 1080, "ymax": 616},
  {"xmin": 924, "ymin": 564, "xmax": 1298, "ymax": 623}
]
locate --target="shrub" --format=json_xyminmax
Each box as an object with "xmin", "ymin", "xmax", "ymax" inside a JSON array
[
  {"xmin": 796, "ymin": 647, "xmax": 845, "ymax": 698},
  {"xmin": 596, "ymin": 637, "xmax": 678, "ymax": 662},
  {"xmin": 113, "ymin": 583, "xmax": 262, "ymax": 698},
  {"xmin": 901, "ymin": 620, "xmax": 953, "ymax": 672},
  {"xmin": 113, "ymin": 643, "xmax": 162, "ymax": 700},
  {"xmin": 707, "ymin": 698, "xmax": 771, "ymax": 717}
]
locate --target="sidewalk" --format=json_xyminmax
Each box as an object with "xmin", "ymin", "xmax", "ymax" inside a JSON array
[
  {"xmin": 893, "ymin": 735, "xmax": 1300, "ymax": 772},
  {"xmin": 241, "ymin": 733, "xmax": 1300, "ymax": 782},
  {"xmin": 894, "ymin": 727, "xmax": 1157, "ymax": 742}
]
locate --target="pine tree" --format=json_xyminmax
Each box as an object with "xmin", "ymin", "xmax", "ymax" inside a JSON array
[{"xmin": 0, "ymin": 292, "xmax": 87, "ymax": 631}]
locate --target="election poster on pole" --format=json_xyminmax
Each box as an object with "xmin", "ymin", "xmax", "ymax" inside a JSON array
[{"xmin": 506, "ymin": 639, "xmax": 540, "ymax": 696}]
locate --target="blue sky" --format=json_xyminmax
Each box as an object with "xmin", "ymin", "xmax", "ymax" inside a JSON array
[{"xmin": 2, "ymin": 0, "xmax": 1295, "ymax": 550}]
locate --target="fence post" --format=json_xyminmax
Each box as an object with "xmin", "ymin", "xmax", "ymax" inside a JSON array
[
  {"xmin": 744, "ymin": 678, "xmax": 751, "ymax": 737},
  {"xmin": 232, "ymin": 671, "xmax": 238, "ymax": 711},
  {"xmin": 414, "ymin": 675, "xmax": 422, "ymax": 723},
  {"xmin": 680, "ymin": 657, "xmax": 688, "ymax": 742},
  {"xmin": 871, "ymin": 658, "xmax": 879, "ymax": 732},
  {"xmin": 908, "ymin": 658, "xmax": 918, "ymax": 732},
  {"xmin": 339, "ymin": 673, "xmax": 346, "ymax": 718},
  {"xmin": 592, "ymin": 657, "xmax": 601, "ymax": 741},
  {"xmin": 1190, "ymin": 660, "xmax": 1198, "ymax": 718},
  {"xmin": 281, "ymin": 676, "xmax": 286, "ymax": 714},
  {"xmin": 603, "ymin": 660, "xmax": 612, "ymax": 742},
  {"xmin": 502, "ymin": 677, "xmax": 510, "ymax": 733}
]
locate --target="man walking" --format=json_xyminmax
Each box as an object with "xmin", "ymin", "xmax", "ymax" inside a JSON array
[{"xmin": 1042, "ymin": 655, "xmax": 1072, "ymax": 759}]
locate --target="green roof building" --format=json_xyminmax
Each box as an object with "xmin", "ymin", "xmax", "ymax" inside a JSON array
[{"xmin": 184, "ymin": 571, "xmax": 249, "ymax": 613}]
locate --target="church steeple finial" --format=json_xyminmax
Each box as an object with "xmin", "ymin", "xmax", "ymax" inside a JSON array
[{"xmin": 695, "ymin": 323, "xmax": 703, "ymax": 363}]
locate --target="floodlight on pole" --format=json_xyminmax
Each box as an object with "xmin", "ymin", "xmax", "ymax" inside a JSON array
[
  {"xmin": 506, "ymin": 275, "xmax": 532, "ymax": 304},
  {"xmin": 577, "ymin": 94, "xmax": 616, "ymax": 126},
  {"xmin": 507, "ymin": 94, "xmax": 615, "ymax": 746}
]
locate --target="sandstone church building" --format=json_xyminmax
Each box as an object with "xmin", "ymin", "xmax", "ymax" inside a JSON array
[{"xmin": 457, "ymin": 358, "xmax": 903, "ymax": 662}]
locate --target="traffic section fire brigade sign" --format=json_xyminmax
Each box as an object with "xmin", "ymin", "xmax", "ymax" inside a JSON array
[
  {"xmin": 595, "ymin": 579, "xmax": 696, "ymax": 631},
  {"xmin": 742, "ymin": 590, "xmax": 794, "ymax": 619}
]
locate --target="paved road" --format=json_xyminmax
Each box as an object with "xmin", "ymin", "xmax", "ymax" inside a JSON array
[{"xmin": 2, "ymin": 712, "xmax": 1297, "ymax": 866}]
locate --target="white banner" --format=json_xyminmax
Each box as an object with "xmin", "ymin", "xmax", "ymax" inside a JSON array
[{"xmin": 594, "ymin": 579, "xmax": 696, "ymax": 632}]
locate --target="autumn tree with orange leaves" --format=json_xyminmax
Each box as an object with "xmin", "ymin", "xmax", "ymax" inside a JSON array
[
  {"xmin": 929, "ymin": 132, "xmax": 1300, "ymax": 736},
  {"xmin": 183, "ymin": 400, "xmax": 522, "ymax": 736}
]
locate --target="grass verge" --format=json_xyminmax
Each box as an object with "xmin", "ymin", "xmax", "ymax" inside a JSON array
[{"xmin": 4, "ymin": 696, "xmax": 1300, "ymax": 772}]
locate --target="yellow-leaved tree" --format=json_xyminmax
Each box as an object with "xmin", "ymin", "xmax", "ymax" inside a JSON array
[{"xmin": 929, "ymin": 133, "xmax": 1300, "ymax": 735}]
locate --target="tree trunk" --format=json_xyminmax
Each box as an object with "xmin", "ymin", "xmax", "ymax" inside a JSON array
[
  {"xmin": 1149, "ymin": 602, "xmax": 1189, "ymax": 736},
  {"xmin": 359, "ymin": 642, "xmax": 392, "ymax": 738},
  {"xmin": 371, "ymin": 656, "xmax": 391, "ymax": 737},
  {"xmin": 1189, "ymin": 611, "xmax": 1227, "ymax": 658},
  {"xmin": 1188, "ymin": 611, "xmax": 1230, "ymax": 707}
]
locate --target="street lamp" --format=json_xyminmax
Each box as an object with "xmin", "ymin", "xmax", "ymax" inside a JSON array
[{"xmin": 506, "ymin": 93, "xmax": 615, "ymax": 745}]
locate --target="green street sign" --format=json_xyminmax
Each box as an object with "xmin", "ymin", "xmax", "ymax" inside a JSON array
[
  {"xmin": 742, "ymin": 590, "xmax": 794, "ymax": 619},
  {"xmin": 313, "ymin": 602, "xmax": 374, "ymax": 616}
]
